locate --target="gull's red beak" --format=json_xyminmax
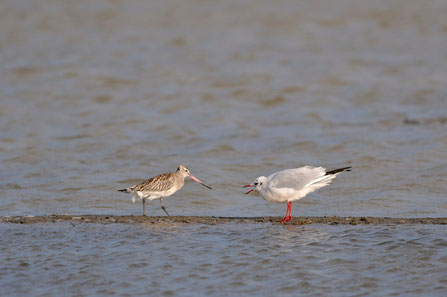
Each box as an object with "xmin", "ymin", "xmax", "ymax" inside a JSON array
[{"xmin": 243, "ymin": 184, "xmax": 255, "ymax": 194}]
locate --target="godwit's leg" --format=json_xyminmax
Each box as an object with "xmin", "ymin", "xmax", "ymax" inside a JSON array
[
  {"xmin": 279, "ymin": 202, "xmax": 291, "ymax": 223},
  {"xmin": 142, "ymin": 198, "xmax": 146, "ymax": 216},
  {"xmin": 160, "ymin": 198, "xmax": 170, "ymax": 216}
]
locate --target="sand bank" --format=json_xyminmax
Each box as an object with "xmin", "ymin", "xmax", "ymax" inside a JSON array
[{"xmin": 1, "ymin": 215, "xmax": 447, "ymax": 225}]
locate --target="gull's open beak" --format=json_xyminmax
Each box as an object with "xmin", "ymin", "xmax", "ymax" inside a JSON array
[
  {"xmin": 243, "ymin": 184, "xmax": 254, "ymax": 194},
  {"xmin": 189, "ymin": 174, "xmax": 212, "ymax": 190}
]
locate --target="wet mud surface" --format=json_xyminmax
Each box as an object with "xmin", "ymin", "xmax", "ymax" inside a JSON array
[{"xmin": 2, "ymin": 215, "xmax": 447, "ymax": 225}]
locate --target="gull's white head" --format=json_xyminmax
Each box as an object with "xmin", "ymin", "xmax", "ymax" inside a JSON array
[{"xmin": 243, "ymin": 176, "xmax": 267, "ymax": 194}]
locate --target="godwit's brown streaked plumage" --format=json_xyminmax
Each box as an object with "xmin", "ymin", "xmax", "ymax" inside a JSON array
[{"xmin": 118, "ymin": 165, "xmax": 212, "ymax": 216}]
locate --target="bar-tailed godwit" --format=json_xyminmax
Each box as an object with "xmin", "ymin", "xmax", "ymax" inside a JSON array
[
  {"xmin": 119, "ymin": 165, "xmax": 212, "ymax": 216},
  {"xmin": 244, "ymin": 166, "xmax": 351, "ymax": 223}
]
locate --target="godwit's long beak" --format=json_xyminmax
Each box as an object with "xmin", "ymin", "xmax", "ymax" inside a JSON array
[
  {"xmin": 243, "ymin": 184, "xmax": 254, "ymax": 194},
  {"xmin": 189, "ymin": 174, "xmax": 212, "ymax": 190}
]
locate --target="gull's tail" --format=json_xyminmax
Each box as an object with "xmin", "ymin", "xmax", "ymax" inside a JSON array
[
  {"xmin": 325, "ymin": 167, "xmax": 352, "ymax": 176},
  {"xmin": 304, "ymin": 166, "xmax": 352, "ymax": 188}
]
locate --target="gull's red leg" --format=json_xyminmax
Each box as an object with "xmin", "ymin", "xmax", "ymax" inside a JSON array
[
  {"xmin": 279, "ymin": 202, "xmax": 291, "ymax": 223},
  {"xmin": 287, "ymin": 202, "xmax": 293, "ymax": 221},
  {"xmin": 286, "ymin": 201, "xmax": 291, "ymax": 221}
]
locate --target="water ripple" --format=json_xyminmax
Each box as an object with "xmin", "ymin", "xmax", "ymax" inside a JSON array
[{"xmin": 1, "ymin": 223, "xmax": 447, "ymax": 296}]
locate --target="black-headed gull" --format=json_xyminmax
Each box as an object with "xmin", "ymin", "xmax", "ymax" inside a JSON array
[
  {"xmin": 244, "ymin": 166, "xmax": 351, "ymax": 223},
  {"xmin": 119, "ymin": 165, "xmax": 212, "ymax": 216}
]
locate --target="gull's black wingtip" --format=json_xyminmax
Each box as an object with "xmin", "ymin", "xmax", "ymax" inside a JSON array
[{"xmin": 325, "ymin": 166, "xmax": 352, "ymax": 176}]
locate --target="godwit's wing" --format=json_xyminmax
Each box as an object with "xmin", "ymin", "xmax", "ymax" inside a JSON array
[
  {"xmin": 268, "ymin": 166, "xmax": 326, "ymax": 190},
  {"xmin": 129, "ymin": 173, "xmax": 177, "ymax": 192}
]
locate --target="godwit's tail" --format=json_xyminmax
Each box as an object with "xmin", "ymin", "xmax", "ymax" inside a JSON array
[{"xmin": 118, "ymin": 188, "xmax": 131, "ymax": 193}]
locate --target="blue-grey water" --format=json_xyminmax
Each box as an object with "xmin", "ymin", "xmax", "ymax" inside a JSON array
[
  {"xmin": 1, "ymin": 0, "xmax": 447, "ymax": 295},
  {"xmin": 2, "ymin": 223, "xmax": 447, "ymax": 297}
]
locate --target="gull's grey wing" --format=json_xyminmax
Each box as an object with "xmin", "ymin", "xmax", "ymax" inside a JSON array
[{"xmin": 268, "ymin": 166, "xmax": 326, "ymax": 190}]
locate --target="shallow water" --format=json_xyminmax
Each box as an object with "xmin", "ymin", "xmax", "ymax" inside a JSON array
[
  {"xmin": 1, "ymin": 0, "xmax": 447, "ymax": 218},
  {"xmin": 1, "ymin": 223, "xmax": 447, "ymax": 296},
  {"xmin": 1, "ymin": 0, "xmax": 447, "ymax": 295}
]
